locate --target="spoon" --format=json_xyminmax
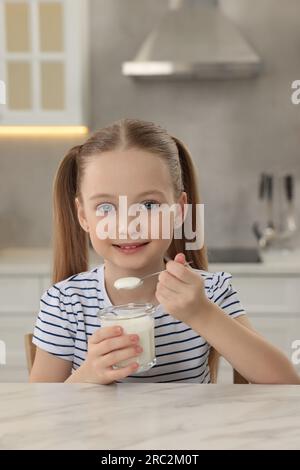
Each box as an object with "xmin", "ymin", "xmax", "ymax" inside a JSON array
[{"xmin": 113, "ymin": 261, "xmax": 193, "ymax": 290}]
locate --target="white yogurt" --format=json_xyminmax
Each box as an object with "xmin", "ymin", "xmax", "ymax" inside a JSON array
[
  {"xmin": 114, "ymin": 277, "xmax": 141, "ymax": 290},
  {"xmin": 99, "ymin": 304, "xmax": 156, "ymax": 373}
]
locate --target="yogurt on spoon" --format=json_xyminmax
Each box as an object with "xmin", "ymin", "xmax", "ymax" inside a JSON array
[
  {"xmin": 113, "ymin": 260, "xmax": 192, "ymax": 290},
  {"xmin": 114, "ymin": 277, "xmax": 142, "ymax": 290}
]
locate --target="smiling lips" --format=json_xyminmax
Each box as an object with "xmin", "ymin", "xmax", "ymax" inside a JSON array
[{"xmin": 113, "ymin": 241, "xmax": 150, "ymax": 252}]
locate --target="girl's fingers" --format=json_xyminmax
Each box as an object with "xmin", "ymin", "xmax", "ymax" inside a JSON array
[
  {"xmin": 101, "ymin": 344, "xmax": 143, "ymax": 369},
  {"xmin": 158, "ymin": 284, "xmax": 178, "ymax": 296},
  {"xmin": 158, "ymin": 270, "xmax": 185, "ymax": 293},
  {"xmin": 97, "ymin": 334, "xmax": 139, "ymax": 356},
  {"xmin": 156, "ymin": 281, "xmax": 182, "ymax": 299},
  {"xmin": 165, "ymin": 260, "xmax": 195, "ymax": 284},
  {"xmin": 174, "ymin": 253, "xmax": 186, "ymax": 264},
  {"xmin": 89, "ymin": 325, "xmax": 123, "ymax": 344},
  {"xmin": 106, "ymin": 361, "xmax": 140, "ymax": 381},
  {"xmin": 156, "ymin": 285, "xmax": 173, "ymax": 302}
]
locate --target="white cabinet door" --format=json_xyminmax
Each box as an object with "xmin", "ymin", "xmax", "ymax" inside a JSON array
[
  {"xmin": 249, "ymin": 314, "xmax": 300, "ymax": 373},
  {"xmin": 0, "ymin": 0, "xmax": 89, "ymax": 126},
  {"xmin": 217, "ymin": 275, "xmax": 300, "ymax": 383},
  {"xmin": 0, "ymin": 273, "xmax": 43, "ymax": 382},
  {"xmin": 0, "ymin": 275, "xmax": 41, "ymax": 312},
  {"xmin": 0, "ymin": 311, "xmax": 37, "ymax": 382},
  {"xmin": 232, "ymin": 277, "xmax": 300, "ymax": 314}
]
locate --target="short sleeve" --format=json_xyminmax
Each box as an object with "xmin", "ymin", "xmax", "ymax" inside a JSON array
[
  {"xmin": 208, "ymin": 271, "xmax": 246, "ymax": 318},
  {"xmin": 32, "ymin": 284, "xmax": 76, "ymax": 362}
]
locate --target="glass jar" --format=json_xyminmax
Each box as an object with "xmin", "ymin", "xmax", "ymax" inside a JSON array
[{"xmin": 98, "ymin": 302, "xmax": 156, "ymax": 373}]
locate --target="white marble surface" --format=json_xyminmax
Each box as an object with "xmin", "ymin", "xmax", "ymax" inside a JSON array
[
  {"xmin": 1, "ymin": 247, "xmax": 300, "ymax": 275},
  {"xmin": 0, "ymin": 383, "xmax": 299, "ymax": 450}
]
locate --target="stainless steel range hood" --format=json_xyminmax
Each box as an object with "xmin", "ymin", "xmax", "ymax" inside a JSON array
[{"xmin": 122, "ymin": 0, "xmax": 262, "ymax": 79}]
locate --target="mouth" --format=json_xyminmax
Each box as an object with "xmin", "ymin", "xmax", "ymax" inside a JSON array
[{"xmin": 112, "ymin": 241, "xmax": 150, "ymax": 254}]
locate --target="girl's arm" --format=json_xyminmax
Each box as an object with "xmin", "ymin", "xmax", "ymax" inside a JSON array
[
  {"xmin": 29, "ymin": 347, "xmax": 94, "ymax": 383},
  {"xmin": 29, "ymin": 347, "xmax": 72, "ymax": 382},
  {"xmin": 190, "ymin": 302, "xmax": 300, "ymax": 384},
  {"xmin": 29, "ymin": 348, "xmax": 91, "ymax": 383},
  {"xmin": 156, "ymin": 254, "xmax": 300, "ymax": 385}
]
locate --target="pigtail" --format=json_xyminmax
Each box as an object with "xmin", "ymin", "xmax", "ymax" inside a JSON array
[
  {"xmin": 167, "ymin": 135, "xmax": 208, "ymax": 272},
  {"xmin": 169, "ymin": 136, "xmax": 219, "ymax": 382},
  {"xmin": 52, "ymin": 145, "xmax": 89, "ymax": 284}
]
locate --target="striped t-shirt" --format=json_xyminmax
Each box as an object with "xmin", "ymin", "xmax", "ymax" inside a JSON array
[{"xmin": 32, "ymin": 263, "xmax": 246, "ymax": 383}]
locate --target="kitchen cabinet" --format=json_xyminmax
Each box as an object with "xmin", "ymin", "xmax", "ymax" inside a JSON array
[
  {"xmin": 0, "ymin": 0, "xmax": 89, "ymax": 126},
  {"xmin": 0, "ymin": 273, "xmax": 51, "ymax": 382},
  {"xmin": 217, "ymin": 273, "xmax": 300, "ymax": 382},
  {"xmin": 235, "ymin": 276, "xmax": 300, "ymax": 373},
  {"xmin": 0, "ymin": 249, "xmax": 300, "ymax": 382}
]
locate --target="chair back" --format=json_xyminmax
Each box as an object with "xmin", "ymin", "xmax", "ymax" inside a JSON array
[{"xmin": 24, "ymin": 333, "xmax": 36, "ymax": 373}]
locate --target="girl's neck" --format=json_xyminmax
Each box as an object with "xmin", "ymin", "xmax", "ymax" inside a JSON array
[{"xmin": 103, "ymin": 257, "xmax": 167, "ymax": 306}]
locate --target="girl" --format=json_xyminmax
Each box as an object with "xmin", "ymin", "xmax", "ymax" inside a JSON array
[{"xmin": 30, "ymin": 118, "xmax": 300, "ymax": 385}]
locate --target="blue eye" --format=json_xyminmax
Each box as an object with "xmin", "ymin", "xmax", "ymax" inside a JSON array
[
  {"xmin": 141, "ymin": 200, "xmax": 161, "ymax": 211},
  {"xmin": 96, "ymin": 203, "xmax": 115, "ymax": 216}
]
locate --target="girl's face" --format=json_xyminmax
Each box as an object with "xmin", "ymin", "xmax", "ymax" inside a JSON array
[{"xmin": 75, "ymin": 147, "xmax": 187, "ymax": 270}]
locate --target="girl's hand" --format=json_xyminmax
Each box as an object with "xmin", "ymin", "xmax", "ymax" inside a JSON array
[
  {"xmin": 155, "ymin": 253, "xmax": 210, "ymax": 325},
  {"xmin": 78, "ymin": 326, "xmax": 143, "ymax": 384}
]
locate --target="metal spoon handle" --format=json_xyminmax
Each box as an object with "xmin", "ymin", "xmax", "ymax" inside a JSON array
[{"xmin": 142, "ymin": 260, "xmax": 193, "ymax": 280}]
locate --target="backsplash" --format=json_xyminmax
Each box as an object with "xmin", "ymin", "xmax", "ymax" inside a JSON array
[{"xmin": 0, "ymin": 0, "xmax": 299, "ymax": 249}]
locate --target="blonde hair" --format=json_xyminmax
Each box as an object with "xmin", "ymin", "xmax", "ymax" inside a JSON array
[{"xmin": 52, "ymin": 118, "xmax": 218, "ymax": 381}]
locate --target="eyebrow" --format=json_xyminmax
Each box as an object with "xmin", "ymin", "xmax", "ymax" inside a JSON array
[{"xmin": 89, "ymin": 190, "xmax": 166, "ymax": 201}]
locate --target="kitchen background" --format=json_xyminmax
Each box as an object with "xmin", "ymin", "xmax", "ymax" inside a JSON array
[
  {"xmin": 0, "ymin": 0, "xmax": 300, "ymax": 382},
  {"xmin": 1, "ymin": 0, "xmax": 300, "ymax": 248}
]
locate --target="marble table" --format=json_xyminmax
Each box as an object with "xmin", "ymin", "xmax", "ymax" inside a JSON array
[{"xmin": 0, "ymin": 383, "xmax": 299, "ymax": 450}]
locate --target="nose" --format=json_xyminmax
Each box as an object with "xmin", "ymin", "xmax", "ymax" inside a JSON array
[{"xmin": 117, "ymin": 205, "xmax": 150, "ymax": 241}]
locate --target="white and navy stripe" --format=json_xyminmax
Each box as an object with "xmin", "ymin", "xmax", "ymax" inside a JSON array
[{"xmin": 32, "ymin": 264, "xmax": 246, "ymax": 383}]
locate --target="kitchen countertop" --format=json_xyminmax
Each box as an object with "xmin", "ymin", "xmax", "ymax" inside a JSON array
[
  {"xmin": 0, "ymin": 383, "xmax": 299, "ymax": 450},
  {"xmin": 1, "ymin": 247, "xmax": 300, "ymax": 276}
]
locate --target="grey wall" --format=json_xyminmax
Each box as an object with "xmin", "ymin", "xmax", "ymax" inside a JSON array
[{"xmin": 1, "ymin": 0, "xmax": 300, "ymax": 249}]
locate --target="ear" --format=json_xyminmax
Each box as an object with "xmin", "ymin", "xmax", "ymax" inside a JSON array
[
  {"xmin": 75, "ymin": 197, "xmax": 89, "ymax": 232},
  {"xmin": 175, "ymin": 191, "xmax": 188, "ymax": 226}
]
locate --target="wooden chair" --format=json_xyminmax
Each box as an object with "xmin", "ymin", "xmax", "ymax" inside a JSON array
[
  {"xmin": 233, "ymin": 369, "xmax": 249, "ymax": 384},
  {"xmin": 24, "ymin": 333, "xmax": 36, "ymax": 373},
  {"xmin": 208, "ymin": 347, "xmax": 248, "ymax": 384}
]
